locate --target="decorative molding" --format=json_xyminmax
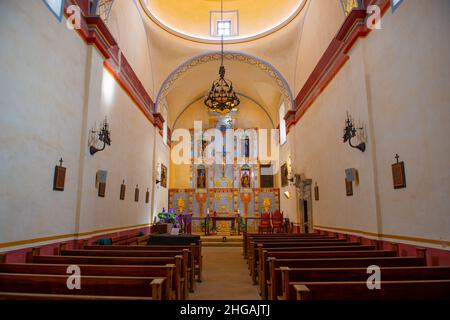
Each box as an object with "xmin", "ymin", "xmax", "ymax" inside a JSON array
[
  {"xmin": 287, "ymin": 0, "xmax": 391, "ymax": 127},
  {"xmin": 66, "ymin": 1, "xmax": 163, "ymax": 135},
  {"xmin": 155, "ymin": 51, "xmax": 294, "ymax": 115}
]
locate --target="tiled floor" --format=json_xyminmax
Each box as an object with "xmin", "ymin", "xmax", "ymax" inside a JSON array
[{"xmin": 189, "ymin": 247, "xmax": 261, "ymax": 300}]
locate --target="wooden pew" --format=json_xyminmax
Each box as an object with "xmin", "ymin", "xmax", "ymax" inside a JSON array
[
  {"xmin": 0, "ymin": 273, "xmax": 166, "ymax": 300},
  {"xmin": 60, "ymin": 248, "xmax": 196, "ymax": 293},
  {"xmin": 243, "ymin": 232, "xmax": 333, "ymax": 257},
  {"xmin": 0, "ymin": 263, "xmax": 176, "ymax": 300},
  {"xmin": 248, "ymin": 239, "xmax": 355, "ymax": 264},
  {"xmin": 266, "ymin": 254, "xmax": 428, "ymax": 300},
  {"xmin": 291, "ymin": 280, "xmax": 450, "ymax": 300},
  {"xmin": 26, "ymin": 249, "xmax": 188, "ymax": 300},
  {"xmin": 81, "ymin": 242, "xmax": 203, "ymax": 283},
  {"xmin": 259, "ymin": 250, "xmax": 398, "ymax": 299},
  {"xmin": 275, "ymin": 266, "xmax": 450, "ymax": 300},
  {"xmin": 248, "ymin": 241, "xmax": 363, "ymax": 283},
  {"xmin": 111, "ymin": 232, "xmax": 141, "ymax": 245},
  {"xmin": 245, "ymin": 235, "xmax": 342, "ymax": 259},
  {"xmin": 0, "ymin": 292, "xmax": 154, "ymax": 300}
]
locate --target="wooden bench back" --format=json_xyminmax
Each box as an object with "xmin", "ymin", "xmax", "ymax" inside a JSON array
[
  {"xmin": 259, "ymin": 250, "xmax": 398, "ymax": 299},
  {"xmin": 0, "ymin": 273, "xmax": 166, "ymax": 300},
  {"xmin": 0, "ymin": 263, "xmax": 176, "ymax": 300},
  {"xmin": 277, "ymin": 266, "xmax": 450, "ymax": 300},
  {"xmin": 291, "ymin": 280, "xmax": 450, "ymax": 300}
]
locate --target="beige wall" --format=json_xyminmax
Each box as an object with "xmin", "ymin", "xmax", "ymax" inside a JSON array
[
  {"xmin": 290, "ymin": 0, "xmax": 450, "ymax": 249},
  {"xmin": 0, "ymin": 0, "xmax": 86, "ymax": 245},
  {"xmin": 293, "ymin": 0, "xmax": 344, "ymax": 93},
  {"xmin": 279, "ymin": 132, "xmax": 298, "ymax": 223},
  {"xmin": 363, "ymin": 0, "xmax": 450, "ymax": 243},
  {"xmin": 108, "ymin": 0, "xmax": 155, "ymax": 98},
  {"xmin": 0, "ymin": 0, "xmax": 167, "ymax": 250}
]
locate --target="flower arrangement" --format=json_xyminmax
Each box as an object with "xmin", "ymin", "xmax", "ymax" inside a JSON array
[{"xmin": 157, "ymin": 208, "xmax": 177, "ymax": 225}]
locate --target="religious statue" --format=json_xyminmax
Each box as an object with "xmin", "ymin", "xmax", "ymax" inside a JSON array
[
  {"xmin": 197, "ymin": 168, "xmax": 206, "ymax": 189},
  {"xmin": 241, "ymin": 171, "xmax": 250, "ymax": 188}
]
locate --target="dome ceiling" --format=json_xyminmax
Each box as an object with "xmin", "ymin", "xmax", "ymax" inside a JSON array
[{"xmin": 139, "ymin": 0, "xmax": 307, "ymax": 43}]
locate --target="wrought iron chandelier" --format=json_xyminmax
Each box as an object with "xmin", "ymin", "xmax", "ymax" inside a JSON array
[{"xmin": 204, "ymin": 0, "xmax": 240, "ymax": 114}]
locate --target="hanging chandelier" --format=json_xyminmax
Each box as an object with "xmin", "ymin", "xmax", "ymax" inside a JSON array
[{"xmin": 204, "ymin": 0, "xmax": 240, "ymax": 114}]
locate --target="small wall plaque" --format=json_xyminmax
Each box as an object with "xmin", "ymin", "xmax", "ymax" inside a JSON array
[
  {"xmin": 314, "ymin": 184, "xmax": 320, "ymax": 201},
  {"xmin": 96, "ymin": 170, "xmax": 107, "ymax": 197},
  {"xmin": 135, "ymin": 185, "xmax": 140, "ymax": 202},
  {"xmin": 345, "ymin": 179, "xmax": 353, "ymax": 196},
  {"xmin": 392, "ymin": 154, "xmax": 406, "ymax": 189},
  {"xmin": 146, "ymin": 188, "xmax": 150, "ymax": 204},
  {"xmin": 53, "ymin": 158, "xmax": 66, "ymax": 191},
  {"xmin": 120, "ymin": 181, "xmax": 126, "ymax": 200},
  {"xmin": 98, "ymin": 182, "xmax": 106, "ymax": 197}
]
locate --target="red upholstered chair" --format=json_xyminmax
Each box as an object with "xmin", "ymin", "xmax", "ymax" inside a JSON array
[
  {"xmin": 271, "ymin": 211, "xmax": 284, "ymax": 233},
  {"xmin": 258, "ymin": 213, "xmax": 272, "ymax": 234}
]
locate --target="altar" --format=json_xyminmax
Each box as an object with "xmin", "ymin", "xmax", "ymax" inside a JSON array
[{"xmin": 208, "ymin": 214, "xmax": 241, "ymax": 236}]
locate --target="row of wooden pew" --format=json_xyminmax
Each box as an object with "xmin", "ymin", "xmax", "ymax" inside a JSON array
[
  {"xmin": 243, "ymin": 232, "xmax": 450, "ymax": 300},
  {"xmin": 0, "ymin": 238, "xmax": 203, "ymax": 300}
]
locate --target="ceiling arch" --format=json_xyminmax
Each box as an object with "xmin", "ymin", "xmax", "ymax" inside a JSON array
[{"xmin": 156, "ymin": 51, "xmax": 294, "ymax": 127}]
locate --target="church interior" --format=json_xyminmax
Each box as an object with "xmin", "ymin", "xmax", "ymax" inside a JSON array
[{"xmin": 1, "ymin": 0, "xmax": 450, "ymax": 304}]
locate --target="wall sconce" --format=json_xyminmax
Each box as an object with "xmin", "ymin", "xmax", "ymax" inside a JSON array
[
  {"xmin": 343, "ymin": 112, "xmax": 366, "ymax": 152},
  {"xmin": 283, "ymin": 191, "xmax": 291, "ymax": 199},
  {"xmin": 89, "ymin": 117, "xmax": 111, "ymax": 155}
]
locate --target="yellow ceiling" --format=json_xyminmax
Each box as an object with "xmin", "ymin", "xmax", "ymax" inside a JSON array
[{"xmin": 140, "ymin": 0, "xmax": 306, "ymax": 43}]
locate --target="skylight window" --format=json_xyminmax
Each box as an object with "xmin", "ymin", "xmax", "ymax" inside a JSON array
[
  {"xmin": 217, "ymin": 20, "xmax": 232, "ymax": 37},
  {"xmin": 210, "ymin": 11, "xmax": 239, "ymax": 37}
]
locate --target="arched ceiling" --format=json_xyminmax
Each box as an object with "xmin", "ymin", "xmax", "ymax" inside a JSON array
[
  {"xmin": 160, "ymin": 52, "xmax": 293, "ymax": 128},
  {"xmin": 140, "ymin": 0, "xmax": 307, "ymax": 43}
]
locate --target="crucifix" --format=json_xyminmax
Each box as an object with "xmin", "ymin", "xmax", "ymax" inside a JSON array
[{"xmin": 59, "ymin": 158, "xmax": 64, "ymax": 167}]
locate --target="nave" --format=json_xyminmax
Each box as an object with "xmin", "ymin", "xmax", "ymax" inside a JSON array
[
  {"xmin": 1, "ymin": 0, "xmax": 450, "ymax": 307},
  {"xmin": 1, "ymin": 230, "xmax": 450, "ymax": 300}
]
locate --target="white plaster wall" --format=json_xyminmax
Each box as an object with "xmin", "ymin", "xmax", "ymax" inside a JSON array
[
  {"xmin": 0, "ymin": 0, "xmax": 86, "ymax": 243},
  {"xmin": 291, "ymin": 0, "xmax": 450, "ymax": 247},
  {"xmin": 363, "ymin": 0, "xmax": 450, "ymax": 243},
  {"xmin": 77, "ymin": 50, "xmax": 156, "ymax": 233},
  {"xmin": 293, "ymin": 41, "xmax": 379, "ymax": 234},
  {"xmin": 107, "ymin": 0, "xmax": 155, "ymax": 98},
  {"xmin": 279, "ymin": 132, "xmax": 298, "ymax": 223},
  {"xmin": 0, "ymin": 0, "xmax": 166, "ymax": 247},
  {"xmin": 294, "ymin": 0, "xmax": 344, "ymax": 93},
  {"xmin": 153, "ymin": 133, "xmax": 169, "ymax": 217}
]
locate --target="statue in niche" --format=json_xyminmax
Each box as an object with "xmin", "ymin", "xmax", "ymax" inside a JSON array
[
  {"xmin": 241, "ymin": 169, "xmax": 251, "ymax": 188},
  {"xmin": 197, "ymin": 168, "xmax": 207, "ymax": 189}
]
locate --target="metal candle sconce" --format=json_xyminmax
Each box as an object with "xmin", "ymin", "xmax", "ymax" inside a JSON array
[
  {"xmin": 343, "ymin": 112, "xmax": 366, "ymax": 152},
  {"xmin": 89, "ymin": 117, "xmax": 111, "ymax": 155}
]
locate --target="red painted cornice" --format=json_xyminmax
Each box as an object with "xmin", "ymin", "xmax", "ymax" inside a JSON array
[
  {"xmin": 65, "ymin": 0, "xmax": 163, "ymax": 134},
  {"xmin": 286, "ymin": 0, "xmax": 390, "ymax": 130}
]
